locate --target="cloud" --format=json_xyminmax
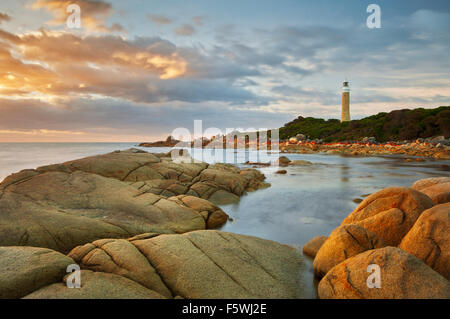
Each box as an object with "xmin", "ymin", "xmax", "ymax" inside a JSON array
[
  {"xmin": 0, "ymin": 6, "xmax": 449, "ymax": 141},
  {"xmin": 0, "ymin": 129, "xmax": 85, "ymax": 135},
  {"xmin": 149, "ymin": 14, "xmax": 173, "ymax": 25},
  {"xmin": 0, "ymin": 12, "xmax": 11, "ymax": 24},
  {"xmin": 0, "ymin": 28, "xmax": 188, "ymax": 97},
  {"xmin": 0, "ymin": 27, "xmax": 263, "ymax": 105},
  {"xmin": 192, "ymin": 16, "xmax": 204, "ymax": 26},
  {"xmin": 175, "ymin": 24, "xmax": 195, "ymax": 36},
  {"xmin": 32, "ymin": 0, "xmax": 124, "ymax": 32},
  {"xmin": 0, "ymin": 97, "xmax": 291, "ymax": 141}
]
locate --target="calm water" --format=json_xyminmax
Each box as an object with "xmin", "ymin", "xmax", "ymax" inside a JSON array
[{"xmin": 1, "ymin": 143, "xmax": 449, "ymax": 298}]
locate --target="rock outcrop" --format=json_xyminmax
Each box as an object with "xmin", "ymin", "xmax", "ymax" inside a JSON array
[
  {"xmin": 399, "ymin": 203, "xmax": 450, "ymax": 280},
  {"xmin": 129, "ymin": 231, "xmax": 306, "ymax": 299},
  {"xmin": 167, "ymin": 195, "xmax": 229, "ymax": 229},
  {"xmin": 276, "ymin": 156, "xmax": 291, "ymax": 167},
  {"xmin": 0, "ymin": 150, "xmax": 266, "ymax": 253},
  {"xmin": 139, "ymin": 136, "xmax": 180, "ymax": 148},
  {"xmin": 2, "ymin": 231, "xmax": 307, "ymax": 299},
  {"xmin": 318, "ymin": 247, "xmax": 450, "ymax": 299}
]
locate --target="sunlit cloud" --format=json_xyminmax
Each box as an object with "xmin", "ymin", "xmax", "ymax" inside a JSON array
[
  {"xmin": 0, "ymin": 12, "xmax": 11, "ymax": 24},
  {"xmin": 0, "ymin": 28, "xmax": 188, "ymax": 101},
  {"xmin": 148, "ymin": 14, "xmax": 173, "ymax": 25},
  {"xmin": 0, "ymin": 2, "xmax": 448, "ymax": 142}
]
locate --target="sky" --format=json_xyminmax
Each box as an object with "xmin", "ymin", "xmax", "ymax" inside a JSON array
[{"xmin": 0, "ymin": 0, "xmax": 449, "ymax": 142}]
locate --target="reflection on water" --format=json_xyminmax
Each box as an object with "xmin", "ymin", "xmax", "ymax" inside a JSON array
[
  {"xmin": 215, "ymin": 153, "xmax": 449, "ymax": 248},
  {"xmin": 0, "ymin": 144, "xmax": 449, "ymax": 298}
]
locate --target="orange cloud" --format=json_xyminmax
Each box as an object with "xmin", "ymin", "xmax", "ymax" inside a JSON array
[
  {"xmin": 0, "ymin": 28, "xmax": 188, "ymax": 100},
  {"xmin": 0, "ymin": 12, "xmax": 11, "ymax": 24},
  {"xmin": 0, "ymin": 129, "xmax": 85, "ymax": 135},
  {"xmin": 32, "ymin": 0, "xmax": 124, "ymax": 32}
]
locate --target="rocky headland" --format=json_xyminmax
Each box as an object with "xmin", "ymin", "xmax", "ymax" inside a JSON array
[{"xmin": 139, "ymin": 135, "xmax": 181, "ymax": 148}]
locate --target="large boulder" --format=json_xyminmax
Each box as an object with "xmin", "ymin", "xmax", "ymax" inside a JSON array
[
  {"xmin": 341, "ymin": 187, "xmax": 434, "ymax": 246},
  {"xmin": 275, "ymin": 156, "xmax": 291, "ymax": 167},
  {"xmin": 23, "ymin": 270, "xmax": 166, "ymax": 299},
  {"xmin": 399, "ymin": 203, "xmax": 450, "ymax": 280},
  {"xmin": 66, "ymin": 230, "xmax": 307, "ymax": 299},
  {"xmin": 318, "ymin": 247, "xmax": 450, "ymax": 299},
  {"xmin": 0, "ymin": 247, "xmax": 74, "ymax": 299},
  {"xmin": 411, "ymin": 177, "xmax": 450, "ymax": 204},
  {"xmin": 313, "ymin": 225, "xmax": 384, "ymax": 277},
  {"xmin": 302, "ymin": 236, "xmax": 328, "ymax": 258}
]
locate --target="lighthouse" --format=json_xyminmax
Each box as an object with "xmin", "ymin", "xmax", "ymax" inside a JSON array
[{"xmin": 341, "ymin": 81, "xmax": 350, "ymax": 122}]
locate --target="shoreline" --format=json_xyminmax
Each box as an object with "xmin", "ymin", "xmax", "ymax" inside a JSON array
[
  {"xmin": 279, "ymin": 140, "xmax": 450, "ymax": 160},
  {"xmin": 138, "ymin": 142, "xmax": 450, "ymax": 160},
  {"xmin": 139, "ymin": 134, "xmax": 450, "ymax": 160}
]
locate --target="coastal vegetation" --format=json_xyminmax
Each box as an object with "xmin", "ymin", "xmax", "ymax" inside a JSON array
[{"xmin": 280, "ymin": 106, "xmax": 450, "ymax": 142}]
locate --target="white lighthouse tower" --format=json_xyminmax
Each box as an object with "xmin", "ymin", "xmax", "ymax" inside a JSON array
[{"xmin": 341, "ymin": 81, "xmax": 350, "ymax": 122}]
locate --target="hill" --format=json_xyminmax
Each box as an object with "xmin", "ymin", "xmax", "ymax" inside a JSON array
[{"xmin": 279, "ymin": 106, "xmax": 450, "ymax": 142}]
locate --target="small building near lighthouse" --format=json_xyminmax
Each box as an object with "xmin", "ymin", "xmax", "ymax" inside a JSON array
[{"xmin": 341, "ymin": 81, "xmax": 350, "ymax": 122}]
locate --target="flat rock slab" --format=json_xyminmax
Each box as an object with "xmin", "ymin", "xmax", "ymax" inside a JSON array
[
  {"xmin": 67, "ymin": 230, "xmax": 307, "ymax": 299},
  {"xmin": 0, "ymin": 150, "xmax": 263, "ymax": 253},
  {"xmin": 0, "ymin": 246, "xmax": 74, "ymax": 299},
  {"xmin": 23, "ymin": 270, "xmax": 166, "ymax": 299},
  {"xmin": 0, "ymin": 170, "xmax": 205, "ymax": 253}
]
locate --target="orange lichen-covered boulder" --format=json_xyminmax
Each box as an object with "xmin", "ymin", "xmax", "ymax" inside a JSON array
[
  {"xmin": 399, "ymin": 202, "xmax": 450, "ymax": 280},
  {"xmin": 411, "ymin": 177, "xmax": 450, "ymax": 205},
  {"xmin": 341, "ymin": 187, "xmax": 434, "ymax": 246},
  {"xmin": 313, "ymin": 224, "xmax": 384, "ymax": 278},
  {"xmin": 318, "ymin": 247, "xmax": 450, "ymax": 299},
  {"xmin": 302, "ymin": 236, "xmax": 328, "ymax": 259}
]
